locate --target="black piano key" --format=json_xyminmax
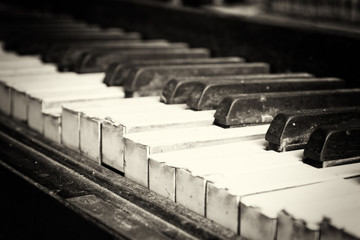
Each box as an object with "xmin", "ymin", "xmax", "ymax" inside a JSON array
[
  {"xmin": 187, "ymin": 77, "xmax": 344, "ymax": 110},
  {"xmin": 266, "ymin": 106, "xmax": 360, "ymax": 152},
  {"xmin": 104, "ymin": 57, "xmax": 245, "ymax": 86},
  {"xmin": 303, "ymin": 123, "xmax": 360, "ymax": 167},
  {"xmin": 49, "ymin": 40, "xmax": 172, "ymax": 65},
  {"xmin": 75, "ymin": 48, "xmax": 211, "ymax": 73},
  {"xmin": 214, "ymin": 88, "xmax": 360, "ymax": 127},
  {"xmin": 123, "ymin": 62, "xmax": 270, "ymax": 96},
  {"xmin": 57, "ymin": 42, "xmax": 189, "ymax": 71},
  {"xmin": 161, "ymin": 73, "xmax": 314, "ymax": 104}
]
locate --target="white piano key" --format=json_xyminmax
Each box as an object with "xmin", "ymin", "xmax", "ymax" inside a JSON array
[
  {"xmin": 42, "ymin": 108, "xmax": 62, "ymax": 143},
  {"xmin": 0, "ymin": 72, "xmax": 104, "ymax": 116},
  {"xmin": 0, "ymin": 54, "xmax": 41, "ymax": 62},
  {"xmin": 11, "ymin": 76, "xmax": 105, "ymax": 121},
  {"xmin": 321, "ymin": 203, "xmax": 360, "ymax": 240},
  {"xmin": 149, "ymin": 139, "xmax": 272, "ymax": 201},
  {"xmin": 124, "ymin": 124, "xmax": 269, "ymax": 187},
  {"xmin": 0, "ymin": 65, "xmax": 57, "ymax": 76},
  {"xmin": 61, "ymin": 97, "xmax": 159, "ymax": 151},
  {"xmin": 27, "ymin": 87, "xmax": 125, "ymax": 133},
  {"xmin": 277, "ymin": 191, "xmax": 360, "ymax": 240},
  {"xmin": 0, "ymin": 58, "xmax": 44, "ymax": 68},
  {"xmin": 237, "ymin": 167, "xmax": 360, "ymax": 240},
  {"xmin": 176, "ymin": 149, "xmax": 302, "ymax": 219},
  {"xmin": 79, "ymin": 102, "xmax": 207, "ymax": 165},
  {"xmin": 0, "ymin": 83, "xmax": 11, "ymax": 115}
]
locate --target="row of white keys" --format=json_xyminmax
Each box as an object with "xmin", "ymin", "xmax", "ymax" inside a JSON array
[
  {"xmin": 320, "ymin": 193, "xmax": 360, "ymax": 240},
  {"xmin": 42, "ymin": 98, "xmax": 133, "ymax": 145},
  {"xmin": 81, "ymin": 103, "xmax": 214, "ymax": 167},
  {"xmin": 241, "ymin": 177, "xmax": 360, "ymax": 240},
  {"xmin": 62, "ymin": 97, "xmax": 214, "ymax": 169},
  {"xmin": 149, "ymin": 138, "xmax": 360, "ymax": 238},
  {"xmin": 124, "ymin": 124, "xmax": 268, "ymax": 186},
  {"xmin": 28, "ymin": 86, "xmax": 125, "ymax": 133},
  {"xmin": 74, "ymin": 99, "xmax": 188, "ymax": 163},
  {"xmin": 223, "ymin": 162, "xmax": 360, "ymax": 240},
  {"xmin": 0, "ymin": 72, "xmax": 101, "ymax": 116},
  {"xmin": 277, "ymin": 190, "xmax": 360, "ymax": 240},
  {"xmin": 148, "ymin": 139, "xmax": 301, "ymax": 208},
  {"xmin": 7, "ymin": 73, "xmax": 106, "ymax": 120},
  {"xmin": 61, "ymin": 97, "xmax": 161, "ymax": 151}
]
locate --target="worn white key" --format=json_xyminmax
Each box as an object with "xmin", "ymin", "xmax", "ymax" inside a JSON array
[
  {"xmin": 149, "ymin": 139, "xmax": 276, "ymax": 200},
  {"xmin": 277, "ymin": 191, "xmax": 360, "ymax": 240},
  {"xmin": 0, "ymin": 58, "xmax": 44, "ymax": 68},
  {"xmin": 61, "ymin": 97, "xmax": 159, "ymax": 151},
  {"xmin": 79, "ymin": 103, "xmax": 190, "ymax": 164},
  {"xmin": 321, "ymin": 201, "xmax": 360, "ymax": 240},
  {"xmin": 95, "ymin": 105, "xmax": 214, "ymax": 170},
  {"xmin": 43, "ymin": 108, "xmax": 62, "ymax": 143},
  {"xmin": 0, "ymin": 65, "xmax": 57, "ymax": 76},
  {"xmin": 176, "ymin": 149, "xmax": 302, "ymax": 218},
  {"xmin": 149, "ymin": 141, "xmax": 301, "ymax": 219},
  {"xmin": 0, "ymin": 72, "xmax": 104, "ymax": 115},
  {"xmin": 27, "ymin": 87, "xmax": 124, "ymax": 133},
  {"xmin": 232, "ymin": 164, "xmax": 360, "ymax": 240},
  {"xmin": 124, "ymin": 124, "xmax": 269, "ymax": 187},
  {"xmin": 240, "ymin": 177, "xmax": 360, "ymax": 240},
  {"xmin": 11, "ymin": 76, "xmax": 105, "ymax": 121}
]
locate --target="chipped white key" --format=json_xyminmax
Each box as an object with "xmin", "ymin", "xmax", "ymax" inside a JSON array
[
  {"xmin": 43, "ymin": 108, "xmax": 62, "ymax": 143},
  {"xmin": 149, "ymin": 139, "xmax": 276, "ymax": 200},
  {"xmin": 124, "ymin": 124, "xmax": 269, "ymax": 187},
  {"xmin": 234, "ymin": 164, "xmax": 360, "ymax": 240},
  {"xmin": 100, "ymin": 106, "xmax": 215, "ymax": 171},
  {"xmin": 240, "ymin": 177, "xmax": 360, "ymax": 240},
  {"xmin": 277, "ymin": 191, "xmax": 360, "ymax": 240},
  {"xmin": 27, "ymin": 87, "xmax": 124, "ymax": 133},
  {"xmin": 79, "ymin": 103, "xmax": 190, "ymax": 164},
  {"xmin": 321, "ymin": 200, "xmax": 360, "ymax": 240},
  {"xmin": 175, "ymin": 148, "xmax": 301, "ymax": 218},
  {"xmin": 61, "ymin": 97, "xmax": 159, "ymax": 151},
  {"xmin": 0, "ymin": 72, "xmax": 104, "ymax": 115},
  {"xmin": 11, "ymin": 75, "xmax": 105, "ymax": 121}
]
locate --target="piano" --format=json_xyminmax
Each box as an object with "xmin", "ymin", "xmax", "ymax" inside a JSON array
[{"xmin": 0, "ymin": 0, "xmax": 360, "ymax": 239}]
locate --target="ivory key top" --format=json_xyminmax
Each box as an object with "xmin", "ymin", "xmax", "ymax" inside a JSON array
[
  {"xmin": 320, "ymin": 207, "xmax": 360, "ymax": 240},
  {"xmin": 277, "ymin": 191, "xmax": 360, "ymax": 240},
  {"xmin": 79, "ymin": 102, "xmax": 191, "ymax": 165},
  {"xmin": 61, "ymin": 97, "xmax": 159, "ymax": 151},
  {"xmin": 239, "ymin": 177, "xmax": 360, "ymax": 240},
  {"xmin": 124, "ymin": 124, "xmax": 269, "ymax": 187},
  {"xmin": 27, "ymin": 87, "xmax": 125, "ymax": 133}
]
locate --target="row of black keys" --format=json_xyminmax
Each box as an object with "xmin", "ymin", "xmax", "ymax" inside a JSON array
[{"xmin": 1, "ymin": 10, "xmax": 360, "ymax": 168}]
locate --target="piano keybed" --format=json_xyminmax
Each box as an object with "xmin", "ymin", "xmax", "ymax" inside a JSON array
[{"xmin": 1, "ymin": 2, "xmax": 360, "ymax": 240}]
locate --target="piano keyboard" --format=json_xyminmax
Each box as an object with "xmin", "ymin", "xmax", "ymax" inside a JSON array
[{"xmin": 1, "ymin": 5, "xmax": 360, "ymax": 240}]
